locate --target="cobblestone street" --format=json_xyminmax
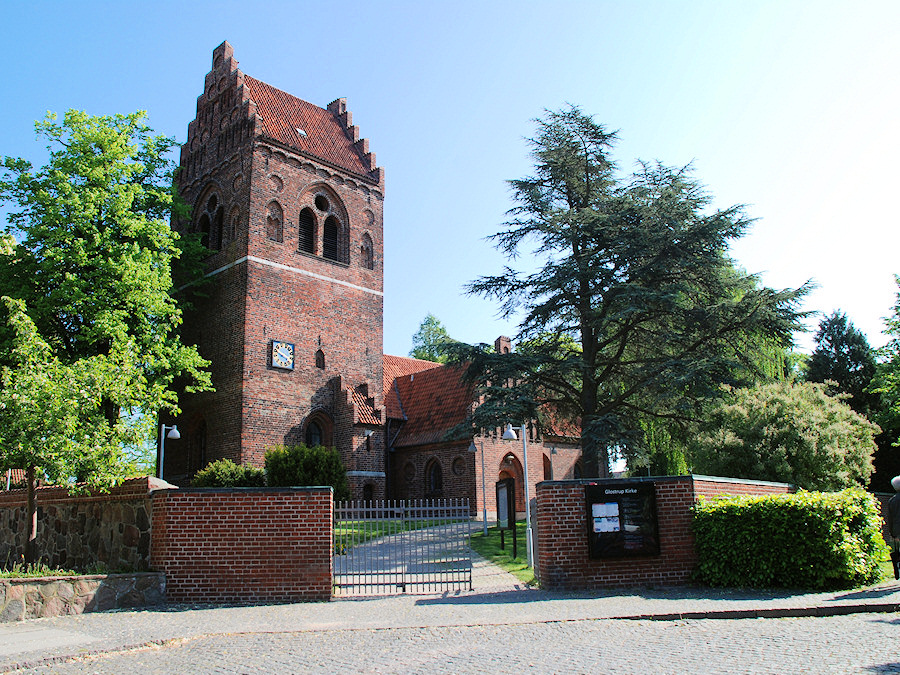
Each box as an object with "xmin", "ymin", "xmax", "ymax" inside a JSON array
[{"xmin": 16, "ymin": 613, "xmax": 900, "ymax": 674}]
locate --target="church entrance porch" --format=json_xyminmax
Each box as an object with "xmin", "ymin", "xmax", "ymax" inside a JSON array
[{"xmin": 333, "ymin": 499, "xmax": 472, "ymax": 596}]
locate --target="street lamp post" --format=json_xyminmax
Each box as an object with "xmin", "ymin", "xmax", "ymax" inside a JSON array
[
  {"xmin": 502, "ymin": 423, "xmax": 533, "ymax": 568},
  {"xmin": 158, "ymin": 424, "xmax": 180, "ymax": 481},
  {"xmin": 468, "ymin": 439, "xmax": 488, "ymax": 537}
]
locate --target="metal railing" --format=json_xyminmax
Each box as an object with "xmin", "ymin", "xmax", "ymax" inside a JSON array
[{"xmin": 333, "ymin": 498, "xmax": 472, "ymax": 596}]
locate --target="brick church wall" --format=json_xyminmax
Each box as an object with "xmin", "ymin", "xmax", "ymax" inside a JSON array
[
  {"xmin": 168, "ymin": 42, "xmax": 386, "ymax": 497},
  {"xmin": 390, "ymin": 443, "xmax": 477, "ymax": 506}
]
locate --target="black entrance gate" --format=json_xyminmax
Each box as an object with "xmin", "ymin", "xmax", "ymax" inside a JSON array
[{"xmin": 333, "ymin": 499, "xmax": 472, "ymax": 596}]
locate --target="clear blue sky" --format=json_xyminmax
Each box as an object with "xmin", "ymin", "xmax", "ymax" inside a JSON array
[{"xmin": 2, "ymin": 1, "xmax": 898, "ymax": 357}]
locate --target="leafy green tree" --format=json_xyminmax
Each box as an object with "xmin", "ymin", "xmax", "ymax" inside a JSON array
[
  {"xmin": 805, "ymin": 311, "xmax": 877, "ymax": 416},
  {"xmin": 409, "ymin": 313, "xmax": 455, "ymax": 363},
  {"xmin": 0, "ymin": 298, "xmax": 146, "ymax": 561},
  {"xmin": 691, "ymin": 380, "xmax": 878, "ymax": 491},
  {"xmin": 0, "ymin": 110, "xmax": 212, "ymax": 560},
  {"xmin": 0, "ymin": 110, "xmax": 210, "ymax": 402},
  {"xmin": 457, "ymin": 106, "xmax": 807, "ymax": 476}
]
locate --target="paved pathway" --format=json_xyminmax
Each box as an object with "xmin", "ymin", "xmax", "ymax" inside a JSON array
[{"xmin": 1, "ymin": 550, "xmax": 898, "ymax": 673}]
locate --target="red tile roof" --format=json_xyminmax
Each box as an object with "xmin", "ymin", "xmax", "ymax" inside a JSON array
[
  {"xmin": 382, "ymin": 354, "xmax": 581, "ymax": 448},
  {"xmin": 3, "ymin": 469, "xmax": 26, "ymax": 488},
  {"xmin": 382, "ymin": 355, "xmax": 445, "ymax": 420},
  {"xmin": 243, "ymin": 75, "xmax": 374, "ymax": 179},
  {"xmin": 390, "ymin": 363, "xmax": 473, "ymax": 447},
  {"xmin": 351, "ymin": 388, "xmax": 381, "ymax": 426}
]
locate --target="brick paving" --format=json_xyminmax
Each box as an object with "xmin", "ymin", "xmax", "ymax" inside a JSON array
[{"xmin": 1, "ymin": 558, "xmax": 898, "ymax": 673}]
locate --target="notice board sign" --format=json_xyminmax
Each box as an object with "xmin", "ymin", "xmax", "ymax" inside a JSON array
[
  {"xmin": 496, "ymin": 478, "xmax": 515, "ymax": 530},
  {"xmin": 585, "ymin": 481, "xmax": 659, "ymax": 558}
]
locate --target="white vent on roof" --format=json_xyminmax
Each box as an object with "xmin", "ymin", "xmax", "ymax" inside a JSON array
[{"xmin": 296, "ymin": 128, "xmax": 307, "ymax": 137}]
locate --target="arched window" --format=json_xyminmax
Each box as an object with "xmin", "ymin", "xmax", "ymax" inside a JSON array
[
  {"xmin": 304, "ymin": 411, "xmax": 334, "ymax": 448},
  {"xmin": 425, "ymin": 459, "xmax": 443, "ymax": 498},
  {"xmin": 196, "ymin": 193, "xmax": 224, "ymax": 251},
  {"xmin": 306, "ymin": 421, "xmax": 323, "ymax": 447},
  {"xmin": 323, "ymin": 215, "xmax": 340, "ymax": 261},
  {"xmin": 543, "ymin": 454, "xmax": 552, "ymax": 480},
  {"xmin": 266, "ymin": 201, "xmax": 284, "ymax": 243},
  {"xmin": 361, "ymin": 232, "xmax": 374, "ymax": 270},
  {"xmin": 315, "ymin": 349, "xmax": 325, "ymax": 369},
  {"xmin": 299, "ymin": 208, "xmax": 316, "ymax": 254}
]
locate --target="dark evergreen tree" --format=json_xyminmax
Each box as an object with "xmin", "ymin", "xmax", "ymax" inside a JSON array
[
  {"xmin": 805, "ymin": 311, "xmax": 877, "ymax": 416},
  {"xmin": 455, "ymin": 106, "xmax": 808, "ymax": 477}
]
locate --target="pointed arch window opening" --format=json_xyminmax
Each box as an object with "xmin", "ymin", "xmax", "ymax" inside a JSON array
[
  {"xmin": 196, "ymin": 192, "xmax": 224, "ymax": 251},
  {"xmin": 266, "ymin": 201, "xmax": 284, "ymax": 243},
  {"xmin": 361, "ymin": 232, "xmax": 374, "ymax": 270}
]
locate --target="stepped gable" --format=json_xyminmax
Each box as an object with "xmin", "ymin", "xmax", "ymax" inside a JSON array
[
  {"xmin": 243, "ymin": 75, "xmax": 379, "ymax": 181},
  {"xmin": 350, "ymin": 384, "xmax": 381, "ymax": 426},
  {"xmin": 390, "ymin": 363, "xmax": 473, "ymax": 447}
]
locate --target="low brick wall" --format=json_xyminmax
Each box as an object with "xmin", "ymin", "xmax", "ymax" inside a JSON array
[
  {"xmin": 0, "ymin": 572, "xmax": 165, "ymax": 622},
  {"xmin": 150, "ymin": 487, "xmax": 333, "ymax": 604},
  {"xmin": 0, "ymin": 477, "xmax": 173, "ymax": 571},
  {"xmin": 535, "ymin": 475, "xmax": 793, "ymax": 591}
]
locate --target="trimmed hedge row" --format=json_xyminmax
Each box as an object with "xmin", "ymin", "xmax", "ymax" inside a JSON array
[{"xmin": 692, "ymin": 489, "xmax": 887, "ymax": 589}]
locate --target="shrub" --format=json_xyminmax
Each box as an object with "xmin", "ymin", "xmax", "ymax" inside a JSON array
[
  {"xmin": 192, "ymin": 458, "xmax": 266, "ymax": 488},
  {"xmin": 692, "ymin": 489, "xmax": 888, "ymax": 590},
  {"xmin": 265, "ymin": 444, "xmax": 350, "ymax": 501},
  {"xmin": 691, "ymin": 381, "xmax": 878, "ymax": 490}
]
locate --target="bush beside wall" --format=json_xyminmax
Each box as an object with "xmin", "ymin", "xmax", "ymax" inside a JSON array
[{"xmin": 693, "ymin": 489, "xmax": 888, "ymax": 589}]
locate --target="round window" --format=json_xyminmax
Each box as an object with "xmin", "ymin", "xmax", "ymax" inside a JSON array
[
  {"xmin": 314, "ymin": 195, "xmax": 329, "ymax": 211},
  {"xmin": 452, "ymin": 457, "xmax": 465, "ymax": 476}
]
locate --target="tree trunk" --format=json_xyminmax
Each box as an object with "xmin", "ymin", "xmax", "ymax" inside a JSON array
[
  {"xmin": 580, "ymin": 420, "xmax": 611, "ymax": 479},
  {"xmin": 25, "ymin": 465, "xmax": 37, "ymax": 565}
]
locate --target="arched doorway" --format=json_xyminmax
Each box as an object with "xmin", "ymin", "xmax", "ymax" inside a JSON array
[
  {"xmin": 425, "ymin": 458, "xmax": 443, "ymax": 499},
  {"xmin": 498, "ymin": 452, "xmax": 525, "ymax": 514}
]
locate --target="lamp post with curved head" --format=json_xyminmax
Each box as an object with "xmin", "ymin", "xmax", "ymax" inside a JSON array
[
  {"xmin": 502, "ymin": 423, "xmax": 533, "ymax": 568},
  {"xmin": 158, "ymin": 424, "xmax": 180, "ymax": 481},
  {"xmin": 469, "ymin": 440, "xmax": 488, "ymax": 536}
]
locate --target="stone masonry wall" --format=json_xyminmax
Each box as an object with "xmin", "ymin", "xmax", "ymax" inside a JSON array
[
  {"xmin": 150, "ymin": 486, "xmax": 333, "ymax": 604},
  {"xmin": 0, "ymin": 572, "xmax": 165, "ymax": 622},
  {"xmin": 0, "ymin": 477, "xmax": 172, "ymax": 571},
  {"xmin": 535, "ymin": 476, "xmax": 793, "ymax": 591}
]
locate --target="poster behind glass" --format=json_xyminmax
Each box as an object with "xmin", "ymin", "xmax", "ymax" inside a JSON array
[
  {"xmin": 496, "ymin": 478, "xmax": 515, "ymax": 530},
  {"xmin": 585, "ymin": 482, "xmax": 659, "ymax": 558}
]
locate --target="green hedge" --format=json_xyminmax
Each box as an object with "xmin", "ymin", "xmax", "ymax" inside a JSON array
[
  {"xmin": 192, "ymin": 458, "xmax": 266, "ymax": 488},
  {"xmin": 692, "ymin": 489, "xmax": 887, "ymax": 589},
  {"xmin": 264, "ymin": 444, "xmax": 350, "ymax": 501}
]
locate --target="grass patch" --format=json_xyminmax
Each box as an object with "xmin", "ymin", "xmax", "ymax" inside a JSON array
[
  {"xmin": 0, "ymin": 562, "xmax": 80, "ymax": 578},
  {"xmin": 334, "ymin": 517, "xmax": 465, "ymax": 553},
  {"xmin": 470, "ymin": 520, "xmax": 535, "ymax": 586}
]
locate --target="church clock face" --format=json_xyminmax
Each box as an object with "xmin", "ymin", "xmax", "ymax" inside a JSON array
[{"xmin": 271, "ymin": 340, "xmax": 295, "ymax": 370}]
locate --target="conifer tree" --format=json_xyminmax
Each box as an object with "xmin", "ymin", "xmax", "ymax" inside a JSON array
[{"xmin": 458, "ymin": 106, "xmax": 807, "ymax": 477}]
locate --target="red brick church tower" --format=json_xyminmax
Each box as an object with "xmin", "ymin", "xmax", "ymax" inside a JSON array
[{"xmin": 165, "ymin": 41, "xmax": 386, "ymax": 499}]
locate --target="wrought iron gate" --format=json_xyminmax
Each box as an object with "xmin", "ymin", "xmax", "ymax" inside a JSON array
[{"xmin": 333, "ymin": 499, "xmax": 472, "ymax": 596}]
